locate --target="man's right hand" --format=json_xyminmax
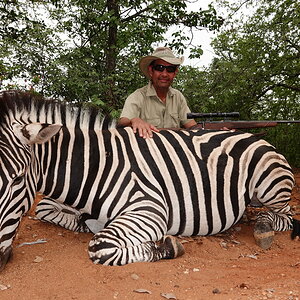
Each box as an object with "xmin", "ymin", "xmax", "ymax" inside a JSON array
[
  {"xmin": 130, "ymin": 118, "xmax": 159, "ymax": 138},
  {"xmin": 117, "ymin": 117, "xmax": 159, "ymax": 138}
]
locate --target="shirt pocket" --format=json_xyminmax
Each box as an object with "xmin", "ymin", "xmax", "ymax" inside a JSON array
[
  {"xmin": 147, "ymin": 118, "xmax": 161, "ymax": 127},
  {"xmin": 170, "ymin": 113, "xmax": 181, "ymax": 127}
]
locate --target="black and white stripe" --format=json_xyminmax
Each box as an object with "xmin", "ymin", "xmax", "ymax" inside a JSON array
[{"xmin": 0, "ymin": 90, "xmax": 298, "ymax": 270}]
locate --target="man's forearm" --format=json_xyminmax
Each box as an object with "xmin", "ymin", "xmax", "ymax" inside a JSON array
[
  {"xmin": 183, "ymin": 119, "xmax": 197, "ymax": 129},
  {"xmin": 117, "ymin": 117, "xmax": 132, "ymax": 127}
]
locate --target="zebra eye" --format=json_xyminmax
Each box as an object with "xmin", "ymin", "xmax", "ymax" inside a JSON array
[{"xmin": 12, "ymin": 174, "xmax": 25, "ymax": 186}]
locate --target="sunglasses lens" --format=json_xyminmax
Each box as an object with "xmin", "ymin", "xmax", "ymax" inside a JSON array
[
  {"xmin": 166, "ymin": 66, "xmax": 177, "ymax": 72},
  {"xmin": 153, "ymin": 64, "xmax": 177, "ymax": 73},
  {"xmin": 153, "ymin": 65, "xmax": 165, "ymax": 72}
]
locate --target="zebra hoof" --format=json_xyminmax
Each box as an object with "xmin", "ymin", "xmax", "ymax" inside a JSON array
[
  {"xmin": 253, "ymin": 222, "xmax": 274, "ymax": 250},
  {"xmin": 159, "ymin": 236, "xmax": 185, "ymax": 259},
  {"xmin": 291, "ymin": 218, "xmax": 300, "ymax": 240},
  {"xmin": 0, "ymin": 246, "xmax": 12, "ymax": 272}
]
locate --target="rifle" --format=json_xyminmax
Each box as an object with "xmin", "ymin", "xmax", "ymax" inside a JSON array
[{"xmin": 187, "ymin": 112, "xmax": 300, "ymax": 130}]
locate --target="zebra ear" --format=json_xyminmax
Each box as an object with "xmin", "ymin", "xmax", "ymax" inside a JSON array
[{"xmin": 13, "ymin": 123, "xmax": 62, "ymax": 145}]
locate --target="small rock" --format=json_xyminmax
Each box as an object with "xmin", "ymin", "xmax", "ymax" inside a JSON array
[
  {"xmin": 212, "ymin": 288, "xmax": 221, "ymax": 294},
  {"xmin": 239, "ymin": 283, "xmax": 249, "ymax": 289},
  {"xmin": 131, "ymin": 273, "xmax": 139, "ymax": 280},
  {"xmin": 33, "ymin": 256, "xmax": 43, "ymax": 263},
  {"xmin": 192, "ymin": 268, "xmax": 200, "ymax": 272}
]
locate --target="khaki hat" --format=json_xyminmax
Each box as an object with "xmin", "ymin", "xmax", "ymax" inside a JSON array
[{"xmin": 139, "ymin": 47, "xmax": 184, "ymax": 78}]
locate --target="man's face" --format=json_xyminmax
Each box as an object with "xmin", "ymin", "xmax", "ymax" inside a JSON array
[{"xmin": 148, "ymin": 59, "xmax": 178, "ymax": 90}]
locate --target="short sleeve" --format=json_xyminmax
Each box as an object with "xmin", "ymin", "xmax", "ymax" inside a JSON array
[
  {"xmin": 120, "ymin": 91, "xmax": 143, "ymax": 120},
  {"xmin": 177, "ymin": 92, "xmax": 192, "ymax": 126}
]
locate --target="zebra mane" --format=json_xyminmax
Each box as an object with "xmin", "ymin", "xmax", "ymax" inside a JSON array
[{"xmin": 0, "ymin": 90, "xmax": 116, "ymax": 130}]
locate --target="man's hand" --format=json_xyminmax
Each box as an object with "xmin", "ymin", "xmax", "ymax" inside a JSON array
[{"xmin": 131, "ymin": 118, "xmax": 159, "ymax": 138}]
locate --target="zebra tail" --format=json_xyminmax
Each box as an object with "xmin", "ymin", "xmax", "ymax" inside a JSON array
[{"xmin": 291, "ymin": 218, "xmax": 300, "ymax": 240}]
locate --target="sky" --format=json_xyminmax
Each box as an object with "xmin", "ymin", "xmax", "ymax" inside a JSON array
[
  {"xmin": 160, "ymin": 0, "xmax": 219, "ymax": 68},
  {"xmin": 181, "ymin": 0, "xmax": 252, "ymax": 67},
  {"xmin": 184, "ymin": 28, "xmax": 217, "ymax": 68},
  {"xmin": 184, "ymin": 0, "xmax": 218, "ymax": 67}
]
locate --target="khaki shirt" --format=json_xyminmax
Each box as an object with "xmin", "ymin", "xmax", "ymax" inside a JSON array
[{"xmin": 120, "ymin": 82, "xmax": 191, "ymax": 128}]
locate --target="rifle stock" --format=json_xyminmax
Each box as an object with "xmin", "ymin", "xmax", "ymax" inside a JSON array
[{"xmin": 196, "ymin": 120, "xmax": 300, "ymax": 130}]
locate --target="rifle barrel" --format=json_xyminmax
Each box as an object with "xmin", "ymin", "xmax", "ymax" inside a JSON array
[
  {"xmin": 199, "ymin": 120, "xmax": 300, "ymax": 130},
  {"xmin": 275, "ymin": 120, "xmax": 300, "ymax": 124}
]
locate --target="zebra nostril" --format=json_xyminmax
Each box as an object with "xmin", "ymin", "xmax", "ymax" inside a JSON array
[{"xmin": 0, "ymin": 245, "xmax": 13, "ymax": 272}]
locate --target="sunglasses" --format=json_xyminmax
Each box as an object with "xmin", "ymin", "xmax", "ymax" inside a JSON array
[{"xmin": 152, "ymin": 64, "xmax": 178, "ymax": 73}]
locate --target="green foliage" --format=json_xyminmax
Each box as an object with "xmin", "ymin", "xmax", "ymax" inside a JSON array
[
  {"xmin": 176, "ymin": 0, "xmax": 300, "ymax": 166},
  {"xmin": 0, "ymin": 1, "xmax": 66, "ymax": 93},
  {"xmin": 1, "ymin": 0, "xmax": 299, "ymax": 166},
  {"xmin": 208, "ymin": 0, "xmax": 300, "ymax": 116},
  {"xmin": 0, "ymin": 0, "xmax": 223, "ymax": 116}
]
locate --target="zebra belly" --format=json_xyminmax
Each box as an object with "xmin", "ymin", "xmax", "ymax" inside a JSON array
[{"xmin": 165, "ymin": 192, "xmax": 246, "ymax": 236}]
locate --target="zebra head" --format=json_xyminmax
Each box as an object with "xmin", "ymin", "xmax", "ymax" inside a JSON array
[{"xmin": 0, "ymin": 114, "xmax": 61, "ymax": 270}]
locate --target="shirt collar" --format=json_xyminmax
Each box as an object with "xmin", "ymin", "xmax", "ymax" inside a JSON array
[{"xmin": 146, "ymin": 81, "xmax": 176, "ymax": 97}]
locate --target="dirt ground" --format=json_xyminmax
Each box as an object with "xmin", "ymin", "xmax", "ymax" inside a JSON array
[{"xmin": 0, "ymin": 170, "xmax": 299, "ymax": 300}]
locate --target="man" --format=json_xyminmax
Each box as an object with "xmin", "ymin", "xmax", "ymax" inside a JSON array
[{"xmin": 118, "ymin": 47, "xmax": 197, "ymax": 138}]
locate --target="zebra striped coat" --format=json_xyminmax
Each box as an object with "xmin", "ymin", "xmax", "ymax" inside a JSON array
[{"xmin": 0, "ymin": 91, "xmax": 298, "ymax": 269}]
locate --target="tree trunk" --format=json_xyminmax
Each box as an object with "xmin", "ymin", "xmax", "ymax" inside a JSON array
[{"xmin": 105, "ymin": 0, "xmax": 119, "ymax": 107}]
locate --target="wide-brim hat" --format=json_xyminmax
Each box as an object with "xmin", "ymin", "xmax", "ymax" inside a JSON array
[{"xmin": 139, "ymin": 47, "xmax": 184, "ymax": 79}]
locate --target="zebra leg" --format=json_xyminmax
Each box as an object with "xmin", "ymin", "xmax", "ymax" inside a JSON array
[
  {"xmin": 291, "ymin": 219, "xmax": 300, "ymax": 240},
  {"xmin": 35, "ymin": 197, "xmax": 90, "ymax": 232},
  {"xmin": 88, "ymin": 213, "xmax": 185, "ymax": 266},
  {"xmin": 254, "ymin": 204, "xmax": 293, "ymax": 249}
]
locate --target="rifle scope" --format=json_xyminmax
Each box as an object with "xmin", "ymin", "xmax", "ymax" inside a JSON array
[{"xmin": 187, "ymin": 112, "xmax": 240, "ymax": 119}]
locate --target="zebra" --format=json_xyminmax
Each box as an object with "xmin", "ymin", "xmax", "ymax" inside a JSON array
[{"xmin": 0, "ymin": 90, "xmax": 299, "ymax": 270}]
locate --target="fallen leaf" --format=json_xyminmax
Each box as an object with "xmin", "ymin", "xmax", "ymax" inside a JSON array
[
  {"xmin": 180, "ymin": 239, "xmax": 190, "ymax": 244},
  {"xmin": 0, "ymin": 284, "xmax": 10, "ymax": 291},
  {"xmin": 133, "ymin": 289, "xmax": 152, "ymax": 294},
  {"xmin": 246, "ymin": 254, "xmax": 258, "ymax": 260},
  {"xmin": 161, "ymin": 292, "xmax": 177, "ymax": 299}
]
